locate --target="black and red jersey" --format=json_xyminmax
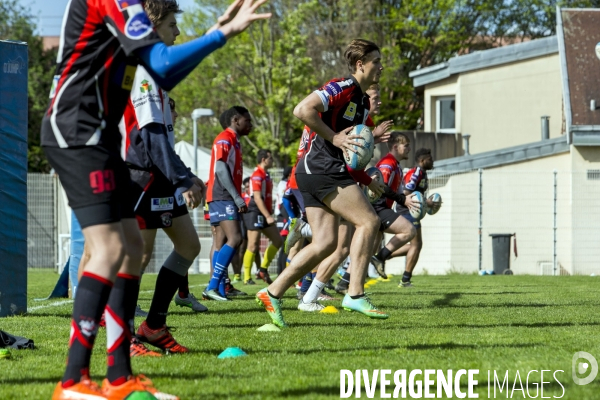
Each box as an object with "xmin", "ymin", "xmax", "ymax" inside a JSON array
[
  {"xmin": 403, "ymin": 166, "xmax": 428, "ymax": 194},
  {"xmin": 296, "ymin": 76, "xmax": 370, "ymax": 175},
  {"xmin": 288, "ymin": 126, "xmax": 312, "ymax": 190},
  {"xmin": 41, "ymin": 0, "xmax": 160, "ymax": 150},
  {"xmin": 248, "ymin": 165, "xmax": 273, "ymax": 214},
  {"xmin": 375, "ymin": 153, "xmax": 402, "ymax": 209}
]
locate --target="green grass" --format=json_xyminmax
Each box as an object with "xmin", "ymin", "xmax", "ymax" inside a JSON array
[{"xmin": 1, "ymin": 270, "xmax": 600, "ymax": 399}]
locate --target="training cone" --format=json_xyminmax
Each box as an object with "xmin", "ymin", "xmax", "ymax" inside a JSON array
[
  {"xmin": 257, "ymin": 324, "xmax": 281, "ymax": 332},
  {"xmin": 217, "ymin": 347, "xmax": 247, "ymax": 359},
  {"xmin": 320, "ymin": 306, "xmax": 339, "ymax": 314}
]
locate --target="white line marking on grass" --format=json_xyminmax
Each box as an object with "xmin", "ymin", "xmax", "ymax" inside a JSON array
[
  {"xmin": 27, "ymin": 284, "xmax": 208, "ymax": 312},
  {"xmin": 28, "ymin": 300, "xmax": 73, "ymax": 312}
]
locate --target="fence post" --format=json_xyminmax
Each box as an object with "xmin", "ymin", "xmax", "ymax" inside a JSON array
[
  {"xmin": 478, "ymin": 168, "xmax": 483, "ymax": 271},
  {"xmin": 553, "ymin": 170, "xmax": 557, "ymax": 276}
]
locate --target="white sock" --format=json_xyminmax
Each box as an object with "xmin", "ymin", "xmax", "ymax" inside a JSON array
[
  {"xmin": 301, "ymin": 223, "xmax": 313, "ymax": 239},
  {"xmin": 303, "ymin": 278, "xmax": 325, "ymax": 304}
]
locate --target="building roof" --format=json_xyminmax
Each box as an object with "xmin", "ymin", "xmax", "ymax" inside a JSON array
[
  {"xmin": 409, "ymin": 36, "xmax": 558, "ymax": 87},
  {"xmin": 430, "ymin": 136, "xmax": 568, "ymax": 173},
  {"xmin": 557, "ymin": 8, "xmax": 600, "ymax": 145}
]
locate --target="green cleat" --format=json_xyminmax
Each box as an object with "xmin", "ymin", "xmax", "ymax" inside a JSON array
[
  {"xmin": 255, "ymin": 288, "xmax": 288, "ymax": 328},
  {"xmin": 341, "ymin": 294, "xmax": 389, "ymax": 319},
  {"xmin": 175, "ymin": 293, "xmax": 208, "ymax": 312}
]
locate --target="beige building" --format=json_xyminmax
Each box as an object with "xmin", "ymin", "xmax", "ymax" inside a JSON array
[
  {"xmin": 381, "ymin": 9, "xmax": 600, "ymax": 277},
  {"xmin": 410, "ymin": 36, "xmax": 563, "ymax": 155}
]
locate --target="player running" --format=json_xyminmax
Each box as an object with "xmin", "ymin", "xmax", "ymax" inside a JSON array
[{"xmin": 256, "ymin": 39, "xmax": 390, "ymax": 327}]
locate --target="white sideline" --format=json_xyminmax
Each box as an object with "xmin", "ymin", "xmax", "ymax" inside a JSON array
[{"xmin": 26, "ymin": 284, "xmax": 208, "ymax": 312}]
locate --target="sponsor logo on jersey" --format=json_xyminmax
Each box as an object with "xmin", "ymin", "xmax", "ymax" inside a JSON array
[
  {"xmin": 324, "ymin": 82, "xmax": 342, "ymax": 97},
  {"xmin": 121, "ymin": 65, "xmax": 137, "ymax": 90},
  {"xmin": 114, "ymin": 0, "xmax": 141, "ymax": 11},
  {"xmin": 160, "ymin": 212, "xmax": 173, "ymax": 227},
  {"xmin": 151, "ymin": 197, "xmax": 174, "ymax": 211},
  {"xmin": 49, "ymin": 75, "xmax": 60, "ymax": 99},
  {"xmin": 140, "ymin": 79, "xmax": 152, "ymax": 93},
  {"xmin": 125, "ymin": 8, "xmax": 153, "ymax": 40}
]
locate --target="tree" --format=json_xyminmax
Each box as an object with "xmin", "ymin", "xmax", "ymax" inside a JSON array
[
  {"xmin": 172, "ymin": 0, "xmax": 318, "ymax": 167},
  {"xmin": 1, "ymin": 0, "xmax": 58, "ymax": 172}
]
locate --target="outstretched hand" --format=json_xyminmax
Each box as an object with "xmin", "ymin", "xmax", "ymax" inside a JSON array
[
  {"xmin": 218, "ymin": 0, "xmax": 272, "ymax": 39},
  {"xmin": 372, "ymin": 120, "xmax": 393, "ymax": 144}
]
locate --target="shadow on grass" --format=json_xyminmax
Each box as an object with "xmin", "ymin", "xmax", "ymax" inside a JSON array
[
  {"xmin": 432, "ymin": 292, "xmax": 461, "ymax": 306},
  {"xmin": 406, "ymin": 342, "xmax": 541, "ymax": 351}
]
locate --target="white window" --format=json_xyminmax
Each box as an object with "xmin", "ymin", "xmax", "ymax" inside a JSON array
[{"xmin": 436, "ymin": 96, "xmax": 456, "ymax": 133}]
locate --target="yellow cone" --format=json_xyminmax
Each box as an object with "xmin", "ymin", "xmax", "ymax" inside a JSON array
[{"xmin": 320, "ymin": 305, "xmax": 339, "ymax": 314}]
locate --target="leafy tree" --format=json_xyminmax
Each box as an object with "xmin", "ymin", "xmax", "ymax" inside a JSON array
[{"xmin": 172, "ymin": 0, "xmax": 318, "ymax": 167}]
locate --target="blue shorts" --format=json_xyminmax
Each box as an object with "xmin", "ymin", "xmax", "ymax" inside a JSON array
[{"xmin": 208, "ymin": 200, "xmax": 241, "ymax": 226}]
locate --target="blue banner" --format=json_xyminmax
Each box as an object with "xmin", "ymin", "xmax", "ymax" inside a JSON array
[{"xmin": 0, "ymin": 40, "xmax": 28, "ymax": 316}]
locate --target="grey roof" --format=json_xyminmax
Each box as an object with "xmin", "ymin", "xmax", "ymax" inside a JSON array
[
  {"xmin": 430, "ymin": 136, "xmax": 568, "ymax": 173},
  {"xmin": 409, "ymin": 36, "xmax": 559, "ymax": 87}
]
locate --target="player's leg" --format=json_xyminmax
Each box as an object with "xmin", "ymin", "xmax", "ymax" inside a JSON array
[
  {"xmin": 325, "ymin": 185, "xmax": 387, "ymax": 319},
  {"xmin": 300, "ymin": 221, "xmax": 353, "ymax": 310},
  {"xmin": 256, "ymin": 224, "xmax": 283, "ymax": 283},
  {"xmin": 205, "ymin": 217, "xmax": 243, "ymax": 300},
  {"xmin": 244, "ymin": 227, "xmax": 261, "ymax": 283},
  {"xmin": 372, "ymin": 211, "xmax": 416, "ymax": 279},
  {"xmin": 104, "ymin": 218, "xmax": 150, "ymax": 383},
  {"xmin": 161, "ymin": 215, "xmax": 208, "ymax": 312},
  {"xmin": 400, "ymin": 228, "xmax": 423, "ymax": 287},
  {"xmin": 257, "ymin": 207, "xmax": 339, "ymax": 327}
]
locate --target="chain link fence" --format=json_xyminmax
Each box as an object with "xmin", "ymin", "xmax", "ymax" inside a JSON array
[
  {"xmin": 30, "ymin": 167, "xmax": 595, "ymax": 276},
  {"xmin": 27, "ymin": 173, "xmax": 55, "ymax": 269}
]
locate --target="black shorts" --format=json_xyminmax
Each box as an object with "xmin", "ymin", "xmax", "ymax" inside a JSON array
[
  {"xmin": 242, "ymin": 210, "xmax": 271, "ymax": 231},
  {"xmin": 44, "ymin": 145, "xmax": 134, "ymax": 229},
  {"xmin": 296, "ymin": 172, "xmax": 356, "ymax": 208},
  {"xmin": 130, "ymin": 168, "xmax": 188, "ymax": 229},
  {"xmin": 375, "ymin": 205, "xmax": 420, "ymax": 232}
]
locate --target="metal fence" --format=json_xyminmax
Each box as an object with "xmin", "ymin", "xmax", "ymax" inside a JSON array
[
  {"xmin": 27, "ymin": 169, "xmax": 285, "ymax": 274},
  {"xmin": 27, "ymin": 168, "xmax": 600, "ymax": 276},
  {"xmin": 27, "ymin": 173, "xmax": 55, "ymax": 269}
]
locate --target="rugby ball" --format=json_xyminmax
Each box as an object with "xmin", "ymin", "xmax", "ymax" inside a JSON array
[
  {"xmin": 363, "ymin": 167, "xmax": 383, "ymax": 203},
  {"xmin": 343, "ymin": 124, "xmax": 374, "ymax": 170},
  {"xmin": 426, "ymin": 193, "xmax": 442, "ymax": 215},
  {"xmin": 408, "ymin": 191, "xmax": 427, "ymax": 220}
]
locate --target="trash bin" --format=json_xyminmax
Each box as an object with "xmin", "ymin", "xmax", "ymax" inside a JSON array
[{"xmin": 489, "ymin": 233, "xmax": 514, "ymax": 275}]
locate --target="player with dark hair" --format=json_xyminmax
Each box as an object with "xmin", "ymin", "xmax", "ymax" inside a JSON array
[
  {"xmin": 367, "ymin": 132, "xmax": 420, "ymax": 280},
  {"xmin": 204, "ymin": 106, "xmax": 252, "ymax": 301},
  {"xmin": 241, "ymin": 149, "xmax": 282, "ymax": 284},
  {"xmin": 256, "ymin": 39, "xmax": 390, "ymax": 327},
  {"xmin": 42, "ymin": 0, "xmax": 269, "ymax": 397},
  {"xmin": 391, "ymin": 148, "xmax": 439, "ymax": 287}
]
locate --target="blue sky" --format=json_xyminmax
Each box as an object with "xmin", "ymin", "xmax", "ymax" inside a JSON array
[{"xmin": 18, "ymin": 0, "xmax": 198, "ymax": 36}]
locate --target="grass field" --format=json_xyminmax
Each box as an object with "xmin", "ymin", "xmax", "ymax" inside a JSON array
[{"xmin": 1, "ymin": 270, "xmax": 600, "ymax": 399}]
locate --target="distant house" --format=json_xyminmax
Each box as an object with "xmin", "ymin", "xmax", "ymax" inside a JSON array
[
  {"xmin": 409, "ymin": 36, "xmax": 562, "ymax": 155},
  {"xmin": 379, "ymin": 8, "xmax": 600, "ymax": 277}
]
